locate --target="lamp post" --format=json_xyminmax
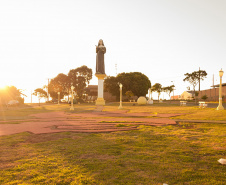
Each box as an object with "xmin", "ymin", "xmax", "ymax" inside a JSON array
[
  {"xmin": 217, "ymin": 69, "xmax": 224, "ymax": 110},
  {"xmin": 171, "ymin": 81, "xmax": 174, "ymax": 100},
  {"xmin": 147, "ymin": 88, "xmax": 154, "ymax": 104},
  {"xmin": 58, "ymin": 92, "xmax": 60, "ymax": 105},
  {"xmin": 118, "ymin": 83, "xmax": 123, "ymax": 109},
  {"xmin": 70, "ymin": 86, "xmax": 75, "ymax": 111},
  {"xmin": 148, "ymin": 88, "xmax": 151, "ymax": 100}
]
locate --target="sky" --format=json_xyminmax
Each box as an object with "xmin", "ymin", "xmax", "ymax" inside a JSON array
[{"xmin": 0, "ymin": 0, "xmax": 226, "ymax": 102}]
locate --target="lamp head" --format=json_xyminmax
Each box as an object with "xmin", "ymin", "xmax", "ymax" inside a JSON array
[{"xmin": 219, "ymin": 69, "xmax": 224, "ymax": 77}]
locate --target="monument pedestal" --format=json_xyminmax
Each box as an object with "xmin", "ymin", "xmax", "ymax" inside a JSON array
[{"xmin": 95, "ymin": 73, "xmax": 107, "ymax": 105}]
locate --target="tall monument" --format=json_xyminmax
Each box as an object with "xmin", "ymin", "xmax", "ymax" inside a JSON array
[{"xmin": 95, "ymin": 39, "xmax": 107, "ymax": 105}]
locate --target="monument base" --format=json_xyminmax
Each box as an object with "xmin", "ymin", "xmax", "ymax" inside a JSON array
[
  {"xmin": 95, "ymin": 98, "xmax": 106, "ymax": 105},
  {"xmin": 95, "ymin": 73, "xmax": 107, "ymax": 106}
]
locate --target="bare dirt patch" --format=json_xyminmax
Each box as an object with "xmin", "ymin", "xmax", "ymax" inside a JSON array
[{"xmin": 0, "ymin": 110, "xmax": 178, "ymax": 136}]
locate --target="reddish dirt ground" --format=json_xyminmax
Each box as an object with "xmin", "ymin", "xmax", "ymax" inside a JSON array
[{"xmin": 0, "ymin": 110, "xmax": 180, "ymax": 136}]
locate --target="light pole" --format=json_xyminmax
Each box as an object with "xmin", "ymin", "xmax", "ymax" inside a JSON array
[
  {"xmin": 70, "ymin": 86, "xmax": 75, "ymax": 111},
  {"xmin": 171, "ymin": 81, "xmax": 174, "ymax": 100},
  {"xmin": 147, "ymin": 88, "xmax": 153, "ymax": 104},
  {"xmin": 58, "ymin": 92, "xmax": 60, "ymax": 105},
  {"xmin": 217, "ymin": 69, "xmax": 224, "ymax": 110},
  {"xmin": 118, "ymin": 83, "xmax": 123, "ymax": 109}
]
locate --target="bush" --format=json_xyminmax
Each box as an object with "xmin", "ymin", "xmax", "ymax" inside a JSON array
[{"xmin": 201, "ymin": 95, "xmax": 208, "ymax": 100}]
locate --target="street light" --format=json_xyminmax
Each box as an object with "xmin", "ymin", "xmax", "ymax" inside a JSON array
[
  {"xmin": 171, "ymin": 81, "xmax": 174, "ymax": 100},
  {"xmin": 217, "ymin": 69, "xmax": 224, "ymax": 110},
  {"xmin": 58, "ymin": 92, "xmax": 60, "ymax": 105},
  {"xmin": 70, "ymin": 86, "xmax": 75, "ymax": 111},
  {"xmin": 118, "ymin": 83, "xmax": 123, "ymax": 109}
]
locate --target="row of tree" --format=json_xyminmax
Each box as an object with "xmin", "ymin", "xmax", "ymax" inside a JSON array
[
  {"xmin": 33, "ymin": 66, "xmax": 207, "ymax": 102},
  {"xmin": 34, "ymin": 65, "xmax": 92, "ymax": 100},
  {"xmin": 150, "ymin": 83, "xmax": 175, "ymax": 101},
  {"xmin": 104, "ymin": 73, "xmax": 176, "ymax": 101}
]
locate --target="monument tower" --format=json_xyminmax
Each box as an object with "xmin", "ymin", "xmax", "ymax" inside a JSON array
[{"xmin": 95, "ymin": 39, "xmax": 107, "ymax": 105}]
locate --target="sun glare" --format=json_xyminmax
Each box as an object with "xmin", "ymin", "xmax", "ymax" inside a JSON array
[{"xmin": 0, "ymin": 85, "xmax": 7, "ymax": 90}]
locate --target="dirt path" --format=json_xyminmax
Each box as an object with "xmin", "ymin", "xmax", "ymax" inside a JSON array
[{"xmin": 0, "ymin": 110, "xmax": 180, "ymax": 136}]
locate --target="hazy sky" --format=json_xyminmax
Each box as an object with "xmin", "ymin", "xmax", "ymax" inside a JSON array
[{"xmin": 0, "ymin": 0, "xmax": 225, "ymax": 102}]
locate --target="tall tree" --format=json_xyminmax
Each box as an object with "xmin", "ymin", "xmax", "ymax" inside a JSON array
[
  {"xmin": 33, "ymin": 88, "xmax": 48, "ymax": 101},
  {"xmin": 0, "ymin": 86, "xmax": 25, "ymax": 105},
  {"xmin": 104, "ymin": 72, "xmax": 151, "ymax": 98},
  {"xmin": 68, "ymin": 65, "xmax": 92, "ymax": 99},
  {"xmin": 183, "ymin": 70, "xmax": 207, "ymax": 93},
  {"xmin": 117, "ymin": 72, "xmax": 151, "ymax": 97},
  {"xmin": 162, "ymin": 85, "xmax": 175, "ymax": 102},
  {"xmin": 104, "ymin": 76, "xmax": 119, "ymax": 98},
  {"xmin": 152, "ymin": 83, "xmax": 162, "ymax": 101},
  {"xmin": 48, "ymin": 73, "xmax": 69, "ymax": 99}
]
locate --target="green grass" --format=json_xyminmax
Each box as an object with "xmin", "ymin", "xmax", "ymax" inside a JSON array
[
  {"xmin": 0, "ymin": 103, "xmax": 226, "ymax": 184},
  {"xmin": 0, "ymin": 123, "xmax": 226, "ymax": 184},
  {"xmin": 104, "ymin": 103, "xmax": 226, "ymax": 121},
  {"xmin": 0, "ymin": 104, "xmax": 96, "ymax": 122}
]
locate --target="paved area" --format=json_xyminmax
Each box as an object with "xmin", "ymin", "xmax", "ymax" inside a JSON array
[
  {"xmin": 0, "ymin": 110, "xmax": 182, "ymax": 136},
  {"xmin": 1, "ymin": 108, "xmax": 225, "ymax": 136}
]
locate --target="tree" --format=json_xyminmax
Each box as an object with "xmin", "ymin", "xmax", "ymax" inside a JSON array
[
  {"xmin": 68, "ymin": 65, "xmax": 92, "ymax": 99},
  {"xmin": 183, "ymin": 70, "xmax": 207, "ymax": 93},
  {"xmin": 33, "ymin": 88, "xmax": 48, "ymax": 103},
  {"xmin": 48, "ymin": 73, "xmax": 70, "ymax": 100},
  {"xmin": 0, "ymin": 86, "xmax": 25, "ymax": 105},
  {"xmin": 183, "ymin": 70, "xmax": 207, "ymax": 103},
  {"xmin": 105, "ymin": 72, "xmax": 151, "ymax": 99},
  {"xmin": 152, "ymin": 83, "xmax": 162, "ymax": 101},
  {"xmin": 117, "ymin": 72, "xmax": 151, "ymax": 97},
  {"xmin": 104, "ymin": 76, "xmax": 120, "ymax": 99},
  {"xmin": 162, "ymin": 85, "xmax": 175, "ymax": 102}
]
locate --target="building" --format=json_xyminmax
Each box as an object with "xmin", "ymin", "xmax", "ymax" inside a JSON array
[
  {"xmin": 171, "ymin": 83, "xmax": 226, "ymax": 101},
  {"xmin": 198, "ymin": 83, "xmax": 226, "ymax": 101},
  {"xmin": 180, "ymin": 91, "xmax": 194, "ymax": 100}
]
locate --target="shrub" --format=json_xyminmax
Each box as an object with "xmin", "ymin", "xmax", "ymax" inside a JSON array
[{"xmin": 201, "ymin": 95, "xmax": 208, "ymax": 100}]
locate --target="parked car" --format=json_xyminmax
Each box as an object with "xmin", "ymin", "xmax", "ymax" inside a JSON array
[{"xmin": 8, "ymin": 100, "xmax": 19, "ymax": 106}]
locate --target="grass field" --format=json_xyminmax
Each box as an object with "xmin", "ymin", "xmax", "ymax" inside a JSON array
[{"xmin": 0, "ymin": 103, "xmax": 225, "ymax": 184}]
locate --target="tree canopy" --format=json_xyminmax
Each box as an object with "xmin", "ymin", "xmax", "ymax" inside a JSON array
[
  {"xmin": 162, "ymin": 85, "xmax": 175, "ymax": 101},
  {"xmin": 33, "ymin": 88, "xmax": 48, "ymax": 99},
  {"xmin": 104, "ymin": 72, "xmax": 151, "ymax": 98},
  {"xmin": 49, "ymin": 73, "xmax": 70, "ymax": 99},
  {"xmin": 152, "ymin": 83, "xmax": 162, "ymax": 100},
  {"xmin": 183, "ymin": 70, "xmax": 207, "ymax": 92},
  {"xmin": 0, "ymin": 86, "xmax": 25, "ymax": 105},
  {"xmin": 68, "ymin": 65, "xmax": 92, "ymax": 99},
  {"xmin": 48, "ymin": 65, "xmax": 92, "ymax": 100}
]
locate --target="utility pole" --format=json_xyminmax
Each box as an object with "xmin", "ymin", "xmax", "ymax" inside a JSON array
[
  {"xmin": 198, "ymin": 67, "xmax": 201, "ymax": 92},
  {"xmin": 115, "ymin": 63, "xmax": 118, "ymax": 76},
  {"xmin": 47, "ymin": 78, "xmax": 49, "ymax": 102},
  {"xmin": 31, "ymin": 90, "xmax": 32, "ymax": 103}
]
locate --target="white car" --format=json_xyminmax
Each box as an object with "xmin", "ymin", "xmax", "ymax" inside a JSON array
[{"xmin": 8, "ymin": 100, "xmax": 19, "ymax": 106}]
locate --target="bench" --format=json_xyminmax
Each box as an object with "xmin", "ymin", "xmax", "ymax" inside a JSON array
[
  {"xmin": 199, "ymin": 101, "xmax": 208, "ymax": 108},
  {"xmin": 180, "ymin": 101, "xmax": 187, "ymax": 106}
]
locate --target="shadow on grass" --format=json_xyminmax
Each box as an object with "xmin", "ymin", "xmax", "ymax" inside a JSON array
[{"xmin": 0, "ymin": 121, "xmax": 225, "ymax": 184}]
